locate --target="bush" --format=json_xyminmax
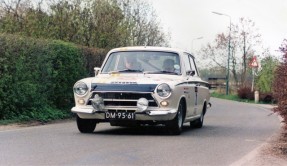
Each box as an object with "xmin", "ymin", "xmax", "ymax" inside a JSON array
[
  {"xmin": 0, "ymin": 34, "xmax": 90, "ymax": 120},
  {"xmin": 237, "ymin": 86, "xmax": 254, "ymax": 100},
  {"xmin": 273, "ymin": 39, "xmax": 287, "ymax": 124},
  {"xmin": 259, "ymin": 93, "xmax": 274, "ymax": 103}
]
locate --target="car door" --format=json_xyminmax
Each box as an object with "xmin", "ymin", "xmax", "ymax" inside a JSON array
[
  {"xmin": 189, "ymin": 55, "xmax": 204, "ymax": 116},
  {"xmin": 188, "ymin": 55, "xmax": 208, "ymax": 116},
  {"xmin": 182, "ymin": 53, "xmax": 197, "ymax": 118}
]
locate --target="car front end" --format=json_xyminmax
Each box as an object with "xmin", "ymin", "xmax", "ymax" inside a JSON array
[{"xmin": 72, "ymin": 74, "xmax": 183, "ymax": 123}]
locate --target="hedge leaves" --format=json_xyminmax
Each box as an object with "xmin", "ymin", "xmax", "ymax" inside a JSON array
[{"xmin": 0, "ymin": 34, "xmax": 91, "ymax": 120}]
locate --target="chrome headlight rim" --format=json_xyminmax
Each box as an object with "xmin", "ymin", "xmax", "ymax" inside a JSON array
[
  {"xmin": 156, "ymin": 83, "xmax": 172, "ymax": 98},
  {"xmin": 73, "ymin": 81, "xmax": 89, "ymax": 96}
]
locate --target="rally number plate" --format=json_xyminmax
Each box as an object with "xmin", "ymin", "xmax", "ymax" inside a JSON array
[{"xmin": 105, "ymin": 111, "xmax": 135, "ymax": 120}]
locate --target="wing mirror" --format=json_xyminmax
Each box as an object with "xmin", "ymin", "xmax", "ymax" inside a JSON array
[
  {"xmin": 186, "ymin": 70, "xmax": 195, "ymax": 76},
  {"xmin": 94, "ymin": 67, "xmax": 101, "ymax": 76}
]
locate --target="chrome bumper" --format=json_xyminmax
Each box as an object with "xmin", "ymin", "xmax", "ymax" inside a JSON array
[{"xmin": 71, "ymin": 106, "xmax": 177, "ymax": 121}]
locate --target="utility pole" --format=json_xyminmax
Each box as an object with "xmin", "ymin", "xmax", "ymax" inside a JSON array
[{"xmin": 212, "ymin": 11, "xmax": 232, "ymax": 95}]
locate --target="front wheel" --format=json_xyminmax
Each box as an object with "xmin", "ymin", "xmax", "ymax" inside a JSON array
[
  {"xmin": 76, "ymin": 115, "xmax": 97, "ymax": 133},
  {"xmin": 166, "ymin": 102, "xmax": 184, "ymax": 135}
]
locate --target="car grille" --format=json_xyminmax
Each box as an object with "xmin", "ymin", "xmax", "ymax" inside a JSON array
[{"xmin": 87, "ymin": 92, "xmax": 158, "ymax": 107}]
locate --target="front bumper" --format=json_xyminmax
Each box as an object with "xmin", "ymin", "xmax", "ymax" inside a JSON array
[{"xmin": 71, "ymin": 106, "xmax": 177, "ymax": 121}]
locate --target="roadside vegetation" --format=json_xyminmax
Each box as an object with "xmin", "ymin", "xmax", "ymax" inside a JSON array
[
  {"xmin": 210, "ymin": 39, "xmax": 287, "ymax": 156},
  {"xmin": 195, "ymin": 12, "xmax": 286, "ymax": 127},
  {"xmin": 273, "ymin": 39, "xmax": 287, "ymax": 126},
  {"xmin": 211, "ymin": 91, "xmax": 273, "ymax": 104},
  {"xmin": 210, "ymin": 39, "xmax": 287, "ymax": 121},
  {"xmin": 211, "ymin": 92, "xmax": 240, "ymax": 101},
  {"xmin": 0, "ymin": 0, "xmax": 170, "ymax": 124},
  {"xmin": 0, "ymin": 34, "xmax": 106, "ymax": 124}
]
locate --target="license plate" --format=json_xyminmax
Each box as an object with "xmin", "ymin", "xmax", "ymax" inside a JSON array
[{"xmin": 105, "ymin": 111, "xmax": 135, "ymax": 120}]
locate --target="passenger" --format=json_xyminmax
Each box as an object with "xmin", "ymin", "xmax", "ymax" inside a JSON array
[{"xmin": 163, "ymin": 59, "xmax": 175, "ymax": 72}]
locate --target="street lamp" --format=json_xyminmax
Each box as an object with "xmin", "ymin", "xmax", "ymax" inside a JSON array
[
  {"xmin": 212, "ymin": 11, "xmax": 231, "ymax": 95},
  {"xmin": 191, "ymin": 36, "xmax": 203, "ymax": 51}
]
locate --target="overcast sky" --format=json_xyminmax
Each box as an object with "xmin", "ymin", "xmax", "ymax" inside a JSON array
[{"xmin": 150, "ymin": 0, "xmax": 287, "ymax": 57}]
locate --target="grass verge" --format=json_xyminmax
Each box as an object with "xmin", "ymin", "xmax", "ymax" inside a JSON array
[
  {"xmin": 211, "ymin": 92, "xmax": 272, "ymax": 104},
  {"xmin": 0, "ymin": 108, "xmax": 72, "ymax": 126}
]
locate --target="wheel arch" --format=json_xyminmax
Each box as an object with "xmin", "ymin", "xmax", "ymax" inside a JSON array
[
  {"xmin": 202, "ymin": 100, "xmax": 207, "ymax": 116},
  {"xmin": 179, "ymin": 96, "xmax": 187, "ymax": 120}
]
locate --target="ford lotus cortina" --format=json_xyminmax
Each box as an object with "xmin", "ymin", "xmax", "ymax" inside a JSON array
[{"xmin": 72, "ymin": 46, "xmax": 211, "ymax": 135}]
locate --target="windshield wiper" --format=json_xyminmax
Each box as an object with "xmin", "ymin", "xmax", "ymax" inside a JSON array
[
  {"xmin": 117, "ymin": 69, "xmax": 143, "ymax": 73},
  {"xmin": 144, "ymin": 71, "xmax": 179, "ymax": 75}
]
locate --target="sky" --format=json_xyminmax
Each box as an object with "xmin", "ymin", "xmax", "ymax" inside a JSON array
[{"xmin": 150, "ymin": 0, "xmax": 287, "ymax": 57}]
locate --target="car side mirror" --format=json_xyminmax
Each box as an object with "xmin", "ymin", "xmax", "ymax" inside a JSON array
[
  {"xmin": 186, "ymin": 70, "xmax": 195, "ymax": 76},
  {"xmin": 94, "ymin": 67, "xmax": 101, "ymax": 76}
]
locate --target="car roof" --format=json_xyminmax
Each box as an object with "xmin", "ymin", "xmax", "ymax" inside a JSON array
[
  {"xmin": 107, "ymin": 46, "xmax": 196, "ymax": 60},
  {"xmin": 108, "ymin": 46, "xmax": 188, "ymax": 54}
]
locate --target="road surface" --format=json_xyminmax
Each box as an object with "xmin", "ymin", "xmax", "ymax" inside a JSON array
[{"xmin": 0, "ymin": 98, "xmax": 281, "ymax": 165}]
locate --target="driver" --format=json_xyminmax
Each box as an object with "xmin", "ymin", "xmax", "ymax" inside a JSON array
[{"xmin": 124, "ymin": 56, "xmax": 141, "ymax": 70}]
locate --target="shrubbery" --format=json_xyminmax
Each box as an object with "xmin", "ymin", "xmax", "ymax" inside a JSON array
[
  {"xmin": 259, "ymin": 93, "xmax": 274, "ymax": 103},
  {"xmin": 237, "ymin": 86, "xmax": 254, "ymax": 100},
  {"xmin": 273, "ymin": 39, "xmax": 287, "ymax": 124},
  {"xmin": 0, "ymin": 34, "xmax": 106, "ymax": 122},
  {"xmin": 237, "ymin": 86, "xmax": 274, "ymax": 103}
]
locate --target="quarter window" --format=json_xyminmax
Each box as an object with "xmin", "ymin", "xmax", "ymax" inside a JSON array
[
  {"xmin": 182, "ymin": 53, "xmax": 191, "ymax": 72},
  {"xmin": 183, "ymin": 53, "xmax": 198, "ymax": 76},
  {"xmin": 189, "ymin": 54, "xmax": 198, "ymax": 76}
]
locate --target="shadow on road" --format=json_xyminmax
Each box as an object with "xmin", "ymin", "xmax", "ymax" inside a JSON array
[
  {"xmin": 78, "ymin": 123, "xmax": 252, "ymax": 138},
  {"xmin": 84, "ymin": 124, "xmax": 207, "ymax": 136}
]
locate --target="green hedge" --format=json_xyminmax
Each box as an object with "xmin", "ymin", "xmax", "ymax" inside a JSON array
[{"xmin": 0, "ymin": 34, "xmax": 107, "ymax": 121}]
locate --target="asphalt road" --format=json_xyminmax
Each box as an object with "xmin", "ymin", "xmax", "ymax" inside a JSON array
[{"xmin": 0, "ymin": 98, "xmax": 281, "ymax": 166}]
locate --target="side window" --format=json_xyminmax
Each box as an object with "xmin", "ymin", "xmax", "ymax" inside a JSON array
[
  {"xmin": 182, "ymin": 53, "xmax": 191, "ymax": 72},
  {"xmin": 189, "ymin": 55, "xmax": 198, "ymax": 76}
]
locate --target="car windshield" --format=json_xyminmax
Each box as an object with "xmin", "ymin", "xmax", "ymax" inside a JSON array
[{"xmin": 101, "ymin": 51, "xmax": 181, "ymax": 75}]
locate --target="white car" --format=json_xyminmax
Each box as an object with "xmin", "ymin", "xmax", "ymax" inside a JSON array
[{"xmin": 72, "ymin": 46, "xmax": 211, "ymax": 135}]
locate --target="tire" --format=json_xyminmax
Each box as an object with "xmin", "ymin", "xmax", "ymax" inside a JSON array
[
  {"xmin": 190, "ymin": 104, "xmax": 206, "ymax": 128},
  {"xmin": 167, "ymin": 102, "xmax": 184, "ymax": 135},
  {"xmin": 76, "ymin": 115, "xmax": 97, "ymax": 133}
]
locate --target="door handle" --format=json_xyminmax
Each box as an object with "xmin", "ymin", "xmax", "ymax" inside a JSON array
[{"xmin": 195, "ymin": 83, "xmax": 200, "ymax": 93}]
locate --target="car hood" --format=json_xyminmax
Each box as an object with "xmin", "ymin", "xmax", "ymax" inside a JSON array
[
  {"xmin": 91, "ymin": 73, "xmax": 181, "ymax": 85},
  {"xmin": 83, "ymin": 74, "xmax": 181, "ymax": 92}
]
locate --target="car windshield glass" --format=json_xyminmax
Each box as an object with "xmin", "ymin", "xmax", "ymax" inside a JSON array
[{"xmin": 101, "ymin": 51, "xmax": 181, "ymax": 74}]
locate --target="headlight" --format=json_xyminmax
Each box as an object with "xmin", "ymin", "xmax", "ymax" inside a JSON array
[
  {"xmin": 73, "ymin": 82, "xmax": 88, "ymax": 96},
  {"xmin": 156, "ymin": 83, "xmax": 171, "ymax": 97}
]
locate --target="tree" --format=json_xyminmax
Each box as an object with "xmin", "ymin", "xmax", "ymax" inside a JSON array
[
  {"xmin": 90, "ymin": 0, "xmax": 125, "ymax": 48},
  {"xmin": 234, "ymin": 18, "xmax": 262, "ymax": 85},
  {"xmin": 0, "ymin": 0, "xmax": 170, "ymax": 48},
  {"xmin": 0, "ymin": 0, "xmax": 31, "ymax": 33},
  {"xmin": 199, "ymin": 17, "xmax": 263, "ymax": 90},
  {"xmin": 256, "ymin": 53, "xmax": 279, "ymax": 93},
  {"xmin": 116, "ymin": 0, "xmax": 170, "ymax": 47}
]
